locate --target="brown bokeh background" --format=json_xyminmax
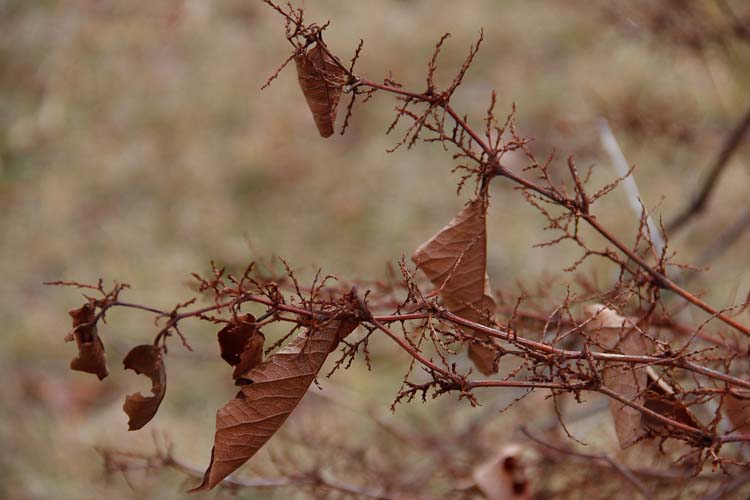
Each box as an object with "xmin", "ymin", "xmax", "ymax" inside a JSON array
[{"xmin": 1, "ymin": 1, "xmax": 748, "ymax": 498}]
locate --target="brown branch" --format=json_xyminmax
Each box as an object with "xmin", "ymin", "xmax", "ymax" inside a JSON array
[
  {"xmin": 358, "ymin": 83, "xmax": 748, "ymax": 334},
  {"xmin": 684, "ymin": 208, "xmax": 750, "ymax": 283},
  {"xmin": 438, "ymin": 311, "xmax": 750, "ymax": 390},
  {"xmin": 496, "ymin": 305, "xmax": 740, "ymax": 353},
  {"xmin": 268, "ymin": 4, "xmax": 750, "ymax": 334},
  {"xmin": 108, "ymin": 294, "xmax": 750, "ymax": 390},
  {"xmin": 369, "ymin": 311, "xmax": 725, "ymax": 440},
  {"xmin": 667, "ymin": 107, "xmax": 750, "ymax": 233},
  {"xmin": 50, "ymin": 7, "xmax": 750, "ymax": 490},
  {"xmin": 582, "ymin": 213, "xmax": 749, "ymax": 335}
]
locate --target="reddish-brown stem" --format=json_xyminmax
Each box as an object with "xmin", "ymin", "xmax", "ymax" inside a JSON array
[
  {"xmin": 496, "ymin": 306, "xmax": 738, "ymax": 352},
  {"xmin": 111, "ymin": 301, "xmax": 176, "ymax": 316},
  {"xmin": 368, "ymin": 317, "xmax": 456, "ymax": 381},
  {"xmin": 109, "ymin": 297, "xmax": 750, "ymax": 389},
  {"xmin": 718, "ymin": 433, "xmax": 750, "ymax": 444},
  {"xmin": 119, "ymin": 293, "xmax": 750, "ymax": 440},
  {"xmin": 597, "ymin": 386, "xmax": 704, "ymax": 437},
  {"xmin": 355, "ymin": 77, "xmax": 436, "ymax": 102},
  {"xmin": 582, "ymin": 214, "xmax": 749, "ymax": 335},
  {"xmin": 467, "ymin": 380, "xmax": 585, "ymax": 390},
  {"xmin": 439, "ymin": 311, "xmax": 750, "ymax": 390},
  {"xmin": 374, "ymin": 310, "xmax": 711, "ymax": 440}
]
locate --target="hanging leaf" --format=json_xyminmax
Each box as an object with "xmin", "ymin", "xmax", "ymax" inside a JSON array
[
  {"xmin": 67, "ymin": 303, "xmax": 108, "ymax": 380},
  {"xmin": 412, "ymin": 199, "xmax": 499, "ymax": 375},
  {"xmin": 724, "ymin": 392, "xmax": 750, "ymax": 433},
  {"xmin": 190, "ymin": 318, "xmax": 358, "ymax": 492},
  {"xmin": 294, "ymin": 41, "xmax": 347, "ymax": 138},
  {"xmin": 217, "ymin": 314, "xmax": 266, "ymax": 381},
  {"xmin": 642, "ymin": 367, "xmax": 702, "ymax": 434},
  {"xmin": 584, "ymin": 304, "xmax": 648, "ymax": 448},
  {"xmin": 122, "ymin": 344, "xmax": 166, "ymax": 431},
  {"xmin": 472, "ymin": 444, "xmax": 532, "ymax": 500}
]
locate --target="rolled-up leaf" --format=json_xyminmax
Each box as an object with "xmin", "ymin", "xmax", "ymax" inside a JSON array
[{"xmin": 294, "ymin": 42, "xmax": 346, "ymax": 138}]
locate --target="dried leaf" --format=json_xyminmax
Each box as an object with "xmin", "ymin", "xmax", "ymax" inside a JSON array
[
  {"xmin": 584, "ymin": 304, "xmax": 647, "ymax": 448},
  {"xmin": 412, "ymin": 199, "xmax": 498, "ymax": 375},
  {"xmin": 472, "ymin": 444, "xmax": 532, "ymax": 500},
  {"xmin": 583, "ymin": 304, "xmax": 634, "ymax": 332},
  {"xmin": 191, "ymin": 318, "xmax": 358, "ymax": 492},
  {"xmin": 68, "ymin": 303, "xmax": 108, "ymax": 380},
  {"xmin": 217, "ymin": 314, "xmax": 265, "ymax": 380},
  {"xmin": 724, "ymin": 392, "xmax": 750, "ymax": 433},
  {"xmin": 122, "ymin": 344, "xmax": 166, "ymax": 431},
  {"xmin": 642, "ymin": 367, "xmax": 702, "ymax": 433},
  {"xmin": 294, "ymin": 41, "xmax": 346, "ymax": 138}
]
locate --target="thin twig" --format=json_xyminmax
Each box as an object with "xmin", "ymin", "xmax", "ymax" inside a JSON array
[{"xmin": 668, "ymin": 107, "xmax": 750, "ymax": 233}]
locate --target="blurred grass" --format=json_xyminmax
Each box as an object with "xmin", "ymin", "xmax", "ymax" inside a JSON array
[{"xmin": 1, "ymin": 1, "xmax": 748, "ymax": 498}]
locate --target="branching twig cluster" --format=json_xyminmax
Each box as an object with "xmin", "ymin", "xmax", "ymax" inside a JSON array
[{"xmin": 49, "ymin": 2, "xmax": 750, "ymax": 498}]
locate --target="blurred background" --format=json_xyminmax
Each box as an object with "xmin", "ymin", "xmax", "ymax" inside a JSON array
[{"xmin": 1, "ymin": 1, "xmax": 748, "ymax": 498}]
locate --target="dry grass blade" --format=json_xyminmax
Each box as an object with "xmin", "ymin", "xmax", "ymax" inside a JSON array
[
  {"xmin": 412, "ymin": 199, "xmax": 498, "ymax": 375},
  {"xmin": 294, "ymin": 42, "xmax": 346, "ymax": 138},
  {"xmin": 584, "ymin": 304, "xmax": 648, "ymax": 448},
  {"xmin": 190, "ymin": 318, "xmax": 358, "ymax": 492},
  {"xmin": 122, "ymin": 344, "xmax": 166, "ymax": 431}
]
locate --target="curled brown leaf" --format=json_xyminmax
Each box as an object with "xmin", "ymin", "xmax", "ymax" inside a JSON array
[
  {"xmin": 217, "ymin": 314, "xmax": 266, "ymax": 380},
  {"xmin": 68, "ymin": 303, "xmax": 108, "ymax": 380},
  {"xmin": 190, "ymin": 318, "xmax": 358, "ymax": 492},
  {"xmin": 122, "ymin": 344, "xmax": 166, "ymax": 431},
  {"xmin": 412, "ymin": 199, "xmax": 499, "ymax": 375},
  {"xmin": 294, "ymin": 41, "xmax": 346, "ymax": 138}
]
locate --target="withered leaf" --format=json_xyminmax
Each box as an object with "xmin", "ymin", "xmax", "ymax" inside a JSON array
[
  {"xmin": 412, "ymin": 199, "xmax": 499, "ymax": 375},
  {"xmin": 122, "ymin": 344, "xmax": 166, "ymax": 431},
  {"xmin": 68, "ymin": 303, "xmax": 108, "ymax": 380},
  {"xmin": 217, "ymin": 314, "xmax": 266, "ymax": 380},
  {"xmin": 643, "ymin": 369, "xmax": 701, "ymax": 434},
  {"xmin": 724, "ymin": 392, "xmax": 750, "ymax": 433},
  {"xmin": 472, "ymin": 444, "xmax": 532, "ymax": 500},
  {"xmin": 191, "ymin": 318, "xmax": 358, "ymax": 492},
  {"xmin": 294, "ymin": 41, "xmax": 346, "ymax": 138},
  {"xmin": 584, "ymin": 304, "xmax": 648, "ymax": 448}
]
